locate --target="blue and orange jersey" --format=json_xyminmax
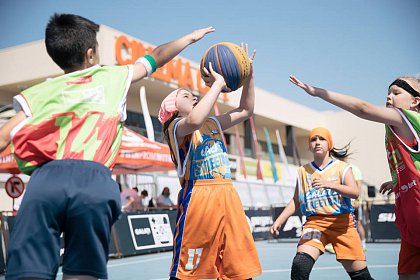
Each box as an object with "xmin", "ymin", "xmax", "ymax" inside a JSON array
[
  {"xmin": 298, "ymin": 159, "xmax": 353, "ymax": 216},
  {"xmin": 11, "ymin": 65, "xmax": 133, "ymax": 174},
  {"xmin": 167, "ymin": 117, "xmax": 231, "ymax": 187}
]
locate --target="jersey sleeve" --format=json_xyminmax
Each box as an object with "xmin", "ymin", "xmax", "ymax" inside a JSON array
[
  {"xmin": 13, "ymin": 94, "xmax": 32, "ymax": 117},
  {"xmin": 387, "ymin": 108, "xmax": 420, "ymax": 153},
  {"xmin": 115, "ymin": 65, "xmax": 133, "ymax": 122},
  {"xmin": 350, "ymin": 164, "xmax": 363, "ymax": 181}
]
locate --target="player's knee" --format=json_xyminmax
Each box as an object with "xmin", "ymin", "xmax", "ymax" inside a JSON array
[
  {"xmin": 347, "ymin": 266, "xmax": 374, "ymax": 280},
  {"xmin": 291, "ymin": 252, "xmax": 315, "ymax": 280}
]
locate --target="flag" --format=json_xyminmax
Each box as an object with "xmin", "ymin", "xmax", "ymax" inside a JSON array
[
  {"xmin": 139, "ymin": 86, "xmax": 154, "ymax": 141},
  {"xmin": 249, "ymin": 117, "xmax": 263, "ymax": 180},
  {"xmin": 234, "ymin": 125, "xmax": 247, "ymax": 178},
  {"xmin": 275, "ymin": 129, "xmax": 291, "ymax": 178},
  {"xmin": 264, "ymin": 128, "xmax": 278, "ymax": 182}
]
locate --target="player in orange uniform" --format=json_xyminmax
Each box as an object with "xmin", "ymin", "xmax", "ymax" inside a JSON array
[
  {"xmin": 270, "ymin": 127, "xmax": 374, "ymax": 280},
  {"xmin": 159, "ymin": 44, "xmax": 261, "ymax": 280}
]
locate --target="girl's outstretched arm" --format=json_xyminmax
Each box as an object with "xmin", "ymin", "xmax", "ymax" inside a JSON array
[
  {"xmin": 270, "ymin": 182, "xmax": 300, "ymax": 236},
  {"xmin": 289, "ymin": 75, "xmax": 408, "ymax": 128}
]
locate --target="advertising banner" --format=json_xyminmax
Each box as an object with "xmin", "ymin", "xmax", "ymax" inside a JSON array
[
  {"xmin": 245, "ymin": 209, "xmax": 273, "ymax": 240},
  {"xmin": 113, "ymin": 210, "xmax": 177, "ymax": 257},
  {"xmin": 370, "ymin": 204, "xmax": 400, "ymax": 242},
  {"xmin": 272, "ymin": 207, "xmax": 306, "ymax": 239}
]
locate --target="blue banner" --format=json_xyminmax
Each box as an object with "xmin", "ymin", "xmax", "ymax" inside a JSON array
[{"xmin": 263, "ymin": 128, "xmax": 278, "ymax": 182}]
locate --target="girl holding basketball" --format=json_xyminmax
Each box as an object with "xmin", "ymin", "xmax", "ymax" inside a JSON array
[
  {"xmin": 159, "ymin": 44, "xmax": 261, "ymax": 280},
  {"xmin": 270, "ymin": 127, "xmax": 375, "ymax": 280},
  {"xmin": 289, "ymin": 75, "xmax": 420, "ymax": 279}
]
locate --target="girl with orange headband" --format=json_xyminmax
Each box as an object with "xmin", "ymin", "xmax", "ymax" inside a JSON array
[
  {"xmin": 159, "ymin": 44, "xmax": 261, "ymax": 280},
  {"xmin": 270, "ymin": 127, "xmax": 374, "ymax": 280},
  {"xmin": 290, "ymin": 75, "xmax": 420, "ymax": 279}
]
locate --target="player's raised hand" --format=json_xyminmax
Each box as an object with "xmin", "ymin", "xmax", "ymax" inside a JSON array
[
  {"xmin": 202, "ymin": 62, "xmax": 231, "ymax": 92},
  {"xmin": 241, "ymin": 42, "xmax": 256, "ymax": 65},
  {"xmin": 289, "ymin": 75, "xmax": 317, "ymax": 97},
  {"xmin": 188, "ymin": 26, "xmax": 215, "ymax": 43}
]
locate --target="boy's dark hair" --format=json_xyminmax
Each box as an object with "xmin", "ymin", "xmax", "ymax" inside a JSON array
[
  {"xmin": 141, "ymin": 190, "xmax": 148, "ymax": 196},
  {"xmin": 45, "ymin": 13, "xmax": 99, "ymax": 70}
]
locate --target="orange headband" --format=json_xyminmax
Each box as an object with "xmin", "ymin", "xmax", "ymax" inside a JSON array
[{"xmin": 309, "ymin": 127, "xmax": 333, "ymax": 150}]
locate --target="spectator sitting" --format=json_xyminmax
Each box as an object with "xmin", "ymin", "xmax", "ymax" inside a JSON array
[
  {"xmin": 121, "ymin": 187, "xmax": 141, "ymax": 212},
  {"xmin": 157, "ymin": 187, "xmax": 175, "ymax": 208},
  {"xmin": 139, "ymin": 189, "xmax": 149, "ymax": 209}
]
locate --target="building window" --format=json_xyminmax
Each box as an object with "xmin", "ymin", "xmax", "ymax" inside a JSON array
[
  {"xmin": 244, "ymin": 119, "xmax": 253, "ymax": 157},
  {"xmin": 223, "ymin": 132, "xmax": 231, "ymax": 153},
  {"xmin": 125, "ymin": 111, "xmax": 164, "ymax": 143},
  {"xmin": 259, "ymin": 139, "xmax": 280, "ymax": 154}
]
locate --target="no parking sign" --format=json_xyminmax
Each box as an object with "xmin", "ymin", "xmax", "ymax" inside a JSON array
[{"xmin": 5, "ymin": 175, "xmax": 25, "ymax": 199}]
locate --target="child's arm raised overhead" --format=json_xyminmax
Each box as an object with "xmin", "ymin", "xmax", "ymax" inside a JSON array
[
  {"xmin": 289, "ymin": 76, "xmax": 412, "ymax": 130},
  {"xmin": 215, "ymin": 44, "xmax": 257, "ymax": 131},
  {"xmin": 132, "ymin": 27, "xmax": 215, "ymax": 83},
  {"xmin": 175, "ymin": 63, "xmax": 227, "ymax": 140}
]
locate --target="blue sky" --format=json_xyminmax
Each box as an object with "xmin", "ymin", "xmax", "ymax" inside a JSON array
[{"xmin": 1, "ymin": 0, "xmax": 419, "ymax": 111}]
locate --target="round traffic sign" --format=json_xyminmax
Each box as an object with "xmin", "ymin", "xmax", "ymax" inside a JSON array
[{"xmin": 5, "ymin": 175, "xmax": 25, "ymax": 199}]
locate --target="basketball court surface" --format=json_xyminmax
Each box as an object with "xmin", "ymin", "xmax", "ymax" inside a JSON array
[{"xmin": 42, "ymin": 240, "xmax": 398, "ymax": 279}]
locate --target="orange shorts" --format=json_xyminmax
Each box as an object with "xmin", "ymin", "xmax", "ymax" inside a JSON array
[
  {"xmin": 398, "ymin": 238, "xmax": 420, "ymax": 274},
  {"xmin": 170, "ymin": 179, "xmax": 261, "ymax": 280},
  {"xmin": 298, "ymin": 213, "xmax": 365, "ymax": 261}
]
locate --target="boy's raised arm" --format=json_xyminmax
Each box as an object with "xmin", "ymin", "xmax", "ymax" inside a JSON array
[{"xmin": 132, "ymin": 27, "xmax": 215, "ymax": 83}]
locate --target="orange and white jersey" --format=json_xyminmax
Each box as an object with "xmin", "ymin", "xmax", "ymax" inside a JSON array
[
  {"xmin": 298, "ymin": 159, "xmax": 353, "ymax": 216},
  {"xmin": 168, "ymin": 117, "xmax": 231, "ymax": 187},
  {"xmin": 166, "ymin": 117, "xmax": 261, "ymax": 279}
]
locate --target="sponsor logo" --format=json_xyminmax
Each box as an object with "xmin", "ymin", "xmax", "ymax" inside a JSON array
[
  {"xmin": 61, "ymin": 85, "xmax": 105, "ymax": 105},
  {"xmin": 134, "ymin": 227, "xmax": 152, "ymax": 235},
  {"xmin": 377, "ymin": 213, "xmax": 396, "ymax": 222},
  {"xmin": 66, "ymin": 75, "xmax": 93, "ymax": 85},
  {"xmin": 127, "ymin": 214, "xmax": 173, "ymax": 250},
  {"xmin": 400, "ymin": 179, "xmax": 417, "ymax": 193}
]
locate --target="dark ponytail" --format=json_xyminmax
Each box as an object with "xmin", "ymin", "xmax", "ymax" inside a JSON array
[
  {"xmin": 163, "ymin": 112, "xmax": 179, "ymax": 166},
  {"xmin": 330, "ymin": 142, "xmax": 352, "ymax": 161}
]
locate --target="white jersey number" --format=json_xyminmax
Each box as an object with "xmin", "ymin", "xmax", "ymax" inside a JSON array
[{"xmin": 185, "ymin": 248, "xmax": 203, "ymax": 270}]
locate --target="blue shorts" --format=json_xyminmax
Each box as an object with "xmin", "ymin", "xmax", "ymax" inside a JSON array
[{"xmin": 6, "ymin": 160, "xmax": 121, "ymax": 280}]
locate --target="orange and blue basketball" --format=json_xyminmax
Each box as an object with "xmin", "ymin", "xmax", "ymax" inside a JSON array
[{"xmin": 200, "ymin": 42, "xmax": 251, "ymax": 91}]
